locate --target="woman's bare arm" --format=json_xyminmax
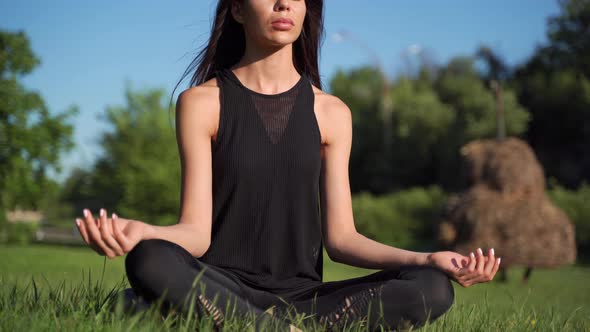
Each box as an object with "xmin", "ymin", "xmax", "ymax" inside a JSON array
[
  {"xmin": 317, "ymin": 93, "xmax": 501, "ymax": 286},
  {"xmin": 318, "ymin": 93, "xmax": 431, "ymax": 269},
  {"xmin": 140, "ymin": 82, "xmax": 220, "ymax": 258}
]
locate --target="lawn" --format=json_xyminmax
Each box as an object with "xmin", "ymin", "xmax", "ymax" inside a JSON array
[{"xmin": 1, "ymin": 243, "xmax": 588, "ymax": 331}]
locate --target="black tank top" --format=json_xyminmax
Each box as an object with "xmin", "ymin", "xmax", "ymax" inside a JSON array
[{"xmin": 199, "ymin": 67, "xmax": 324, "ymax": 296}]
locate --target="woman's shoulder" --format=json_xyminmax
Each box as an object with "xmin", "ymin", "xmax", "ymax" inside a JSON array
[
  {"xmin": 310, "ymin": 85, "xmax": 352, "ymax": 146},
  {"xmin": 176, "ymin": 76, "xmax": 221, "ymax": 141},
  {"xmin": 179, "ymin": 74, "xmax": 223, "ymax": 108},
  {"xmin": 179, "ymin": 76, "xmax": 220, "ymax": 103},
  {"xmin": 310, "ymin": 84, "xmax": 350, "ymax": 114},
  {"xmin": 312, "ymin": 85, "xmax": 351, "ymax": 123}
]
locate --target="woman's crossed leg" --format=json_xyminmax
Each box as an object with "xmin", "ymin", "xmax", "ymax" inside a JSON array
[
  {"xmin": 124, "ymin": 238, "xmax": 454, "ymax": 331},
  {"xmin": 273, "ymin": 264, "xmax": 455, "ymax": 331},
  {"xmin": 123, "ymin": 238, "xmax": 296, "ymax": 331}
]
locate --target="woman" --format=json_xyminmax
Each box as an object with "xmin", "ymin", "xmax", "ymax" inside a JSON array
[{"xmin": 75, "ymin": 0, "xmax": 501, "ymax": 331}]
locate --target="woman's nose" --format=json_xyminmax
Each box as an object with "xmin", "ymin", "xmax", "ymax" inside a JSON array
[{"xmin": 275, "ymin": 0, "xmax": 291, "ymax": 11}]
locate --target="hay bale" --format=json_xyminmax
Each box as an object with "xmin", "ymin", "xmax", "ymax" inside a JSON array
[
  {"xmin": 440, "ymin": 137, "xmax": 577, "ymax": 268},
  {"xmin": 439, "ymin": 184, "xmax": 576, "ymax": 267},
  {"xmin": 460, "ymin": 137, "xmax": 545, "ymax": 195}
]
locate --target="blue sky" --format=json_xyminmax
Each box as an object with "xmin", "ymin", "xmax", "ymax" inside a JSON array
[{"xmin": 1, "ymin": 0, "xmax": 561, "ymax": 183}]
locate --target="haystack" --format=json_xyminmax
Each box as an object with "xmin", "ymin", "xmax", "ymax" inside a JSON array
[{"xmin": 438, "ymin": 137, "xmax": 576, "ymax": 276}]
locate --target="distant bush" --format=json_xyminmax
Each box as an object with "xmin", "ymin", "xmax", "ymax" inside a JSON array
[
  {"xmin": 0, "ymin": 222, "xmax": 40, "ymax": 245},
  {"xmin": 547, "ymin": 182, "xmax": 590, "ymax": 258},
  {"xmin": 351, "ymin": 186, "xmax": 447, "ymax": 251}
]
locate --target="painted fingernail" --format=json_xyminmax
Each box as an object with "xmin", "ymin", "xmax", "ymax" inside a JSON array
[
  {"xmin": 491, "ymin": 248, "xmax": 495, "ymax": 256},
  {"xmin": 477, "ymin": 248, "xmax": 482, "ymax": 255},
  {"xmin": 83, "ymin": 209, "xmax": 88, "ymax": 217},
  {"xmin": 75, "ymin": 219, "xmax": 81, "ymax": 226},
  {"xmin": 113, "ymin": 213, "xmax": 118, "ymax": 219},
  {"xmin": 470, "ymin": 252, "xmax": 475, "ymax": 258},
  {"xmin": 498, "ymin": 257, "xmax": 501, "ymax": 264},
  {"xmin": 100, "ymin": 209, "xmax": 105, "ymax": 217}
]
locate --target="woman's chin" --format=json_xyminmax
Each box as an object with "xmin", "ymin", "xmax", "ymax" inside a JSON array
[{"xmin": 266, "ymin": 36, "xmax": 300, "ymax": 47}]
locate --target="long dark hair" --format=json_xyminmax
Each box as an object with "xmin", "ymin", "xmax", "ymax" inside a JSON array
[{"xmin": 169, "ymin": 0, "xmax": 325, "ymax": 111}]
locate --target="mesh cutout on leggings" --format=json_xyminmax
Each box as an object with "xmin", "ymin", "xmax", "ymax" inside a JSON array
[
  {"xmin": 197, "ymin": 293, "xmax": 225, "ymax": 329},
  {"xmin": 318, "ymin": 285, "xmax": 384, "ymax": 331},
  {"xmin": 251, "ymin": 91, "xmax": 299, "ymax": 144}
]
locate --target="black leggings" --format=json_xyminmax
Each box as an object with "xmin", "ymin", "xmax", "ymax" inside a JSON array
[{"xmin": 124, "ymin": 239, "xmax": 454, "ymax": 331}]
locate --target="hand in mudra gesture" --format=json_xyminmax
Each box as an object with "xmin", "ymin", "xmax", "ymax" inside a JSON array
[
  {"xmin": 75, "ymin": 208, "xmax": 147, "ymax": 259},
  {"xmin": 427, "ymin": 247, "xmax": 501, "ymax": 288}
]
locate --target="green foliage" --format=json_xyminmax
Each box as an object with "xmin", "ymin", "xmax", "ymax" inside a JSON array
[
  {"xmin": 392, "ymin": 78, "xmax": 454, "ymax": 142},
  {"xmin": 513, "ymin": 67, "xmax": 590, "ymax": 187},
  {"xmin": 0, "ymin": 29, "xmax": 77, "ymax": 231},
  {"xmin": 61, "ymin": 84, "xmax": 181, "ymax": 226},
  {"xmin": 330, "ymin": 57, "xmax": 530, "ymax": 192},
  {"xmin": 434, "ymin": 57, "xmax": 530, "ymax": 140},
  {"xmin": 3, "ymin": 222, "xmax": 40, "ymax": 245},
  {"xmin": 351, "ymin": 186, "xmax": 447, "ymax": 250},
  {"xmin": 546, "ymin": 0, "xmax": 590, "ymax": 77},
  {"xmin": 389, "ymin": 78, "xmax": 455, "ymax": 186},
  {"xmin": 547, "ymin": 182, "xmax": 590, "ymax": 257},
  {"xmin": 330, "ymin": 67, "xmax": 392, "ymax": 193},
  {"xmin": 512, "ymin": 0, "xmax": 590, "ymax": 187},
  {"xmin": 431, "ymin": 57, "xmax": 530, "ymax": 190}
]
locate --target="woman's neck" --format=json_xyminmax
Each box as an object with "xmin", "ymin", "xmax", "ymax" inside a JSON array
[{"xmin": 231, "ymin": 43, "xmax": 300, "ymax": 95}]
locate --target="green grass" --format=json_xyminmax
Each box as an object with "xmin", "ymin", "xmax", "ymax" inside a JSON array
[{"xmin": 1, "ymin": 243, "xmax": 589, "ymax": 331}]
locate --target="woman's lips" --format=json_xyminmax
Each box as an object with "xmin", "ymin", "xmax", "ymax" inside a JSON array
[{"xmin": 271, "ymin": 19, "xmax": 294, "ymax": 31}]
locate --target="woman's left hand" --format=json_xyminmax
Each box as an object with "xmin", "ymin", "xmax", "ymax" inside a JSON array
[{"xmin": 427, "ymin": 248, "xmax": 501, "ymax": 288}]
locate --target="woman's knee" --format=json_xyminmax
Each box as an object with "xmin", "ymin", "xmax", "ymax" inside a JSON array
[
  {"xmin": 125, "ymin": 239, "xmax": 191, "ymax": 296},
  {"xmin": 407, "ymin": 266, "xmax": 455, "ymax": 323}
]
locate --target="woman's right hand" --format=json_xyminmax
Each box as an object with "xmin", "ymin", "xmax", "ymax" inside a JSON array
[{"xmin": 75, "ymin": 208, "xmax": 147, "ymax": 259}]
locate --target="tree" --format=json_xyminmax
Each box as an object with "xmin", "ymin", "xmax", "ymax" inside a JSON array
[
  {"xmin": 0, "ymin": 30, "xmax": 77, "ymax": 228},
  {"xmin": 513, "ymin": 0, "xmax": 590, "ymax": 188},
  {"xmin": 69, "ymin": 84, "xmax": 181, "ymax": 226},
  {"xmin": 433, "ymin": 56, "xmax": 530, "ymax": 189},
  {"xmin": 329, "ymin": 56, "xmax": 530, "ymax": 194},
  {"xmin": 388, "ymin": 76, "xmax": 454, "ymax": 188},
  {"xmin": 547, "ymin": 0, "xmax": 590, "ymax": 78},
  {"xmin": 330, "ymin": 67, "xmax": 392, "ymax": 193}
]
